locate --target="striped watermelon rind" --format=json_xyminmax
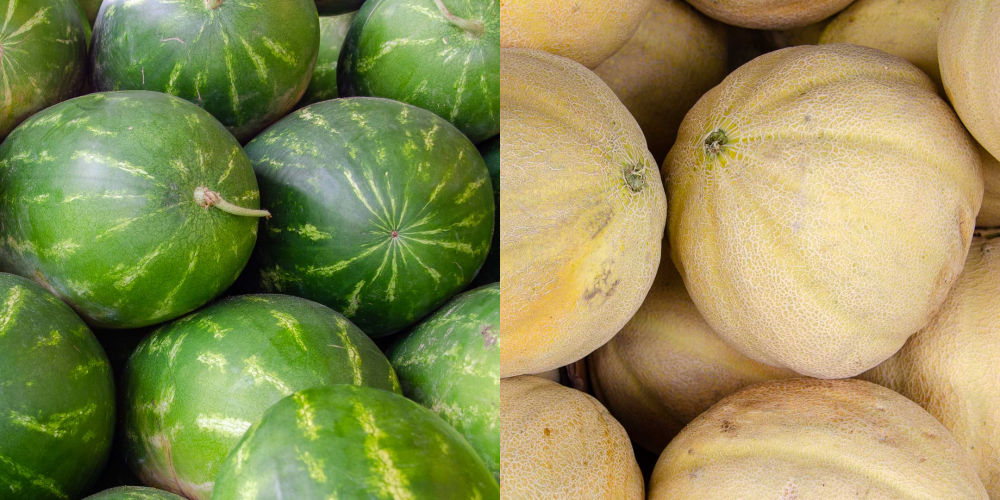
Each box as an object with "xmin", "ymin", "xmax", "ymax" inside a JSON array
[
  {"xmin": 300, "ymin": 12, "xmax": 356, "ymax": 106},
  {"xmin": 83, "ymin": 486, "xmax": 185, "ymax": 500}
]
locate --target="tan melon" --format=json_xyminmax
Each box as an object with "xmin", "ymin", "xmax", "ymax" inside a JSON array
[
  {"xmin": 862, "ymin": 231, "xmax": 1000, "ymax": 495},
  {"xmin": 978, "ymin": 145, "xmax": 1000, "ymax": 227},
  {"xmin": 665, "ymin": 43, "xmax": 982, "ymax": 379},
  {"xmin": 588, "ymin": 247, "xmax": 795, "ymax": 453},
  {"xmin": 648, "ymin": 378, "xmax": 988, "ymax": 499},
  {"xmin": 685, "ymin": 0, "xmax": 853, "ymax": 29},
  {"xmin": 500, "ymin": 375, "xmax": 644, "ymax": 499},
  {"xmin": 820, "ymin": 0, "xmax": 950, "ymax": 87},
  {"xmin": 593, "ymin": 0, "xmax": 727, "ymax": 162},
  {"xmin": 499, "ymin": 0, "xmax": 652, "ymax": 68},
  {"xmin": 500, "ymin": 48, "xmax": 667, "ymax": 377},
  {"xmin": 939, "ymin": 1, "xmax": 1000, "ymax": 161}
]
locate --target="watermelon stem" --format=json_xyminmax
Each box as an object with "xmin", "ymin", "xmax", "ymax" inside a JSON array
[
  {"xmin": 194, "ymin": 187, "xmax": 271, "ymax": 219},
  {"xmin": 433, "ymin": 0, "xmax": 484, "ymax": 37}
]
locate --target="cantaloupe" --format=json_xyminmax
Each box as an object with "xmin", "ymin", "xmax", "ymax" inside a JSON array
[
  {"xmin": 501, "ymin": 48, "xmax": 666, "ymax": 377},
  {"xmin": 665, "ymin": 43, "xmax": 982, "ymax": 379},
  {"xmin": 684, "ymin": 0, "xmax": 853, "ymax": 29},
  {"xmin": 977, "ymin": 145, "xmax": 1000, "ymax": 228},
  {"xmin": 594, "ymin": 0, "xmax": 727, "ymax": 162},
  {"xmin": 500, "ymin": 375, "xmax": 643, "ymax": 499},
  {"xmin": 649, "ymin": 378, "xmax": 988, "ymax": 499},
  {"xmin": 863, "ymin": 231, "xmax": 1000, "ymax": 496}
]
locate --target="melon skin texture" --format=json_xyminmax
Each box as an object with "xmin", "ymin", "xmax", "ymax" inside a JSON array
[
  {"xmin": 685, "ymin": 0, "xmax": 853, "ymax": 29},
  {"xmin": 649, "ymin": 378, "xmax": 988, "ymax": 499},
  {"xmin": 594, "ymin": 0, "xmax": 727, "ymax": 162},
  {"xmin": 978, "ymin": 146, "xmax": 1000, "ymax": 228},
  {"xmin": 588, "ymin": 249, "xmax": 795, "ymax": 454},
  {"xmin": 500, "ymin": 376, "xmax": 643, "ymax": 499},
  {"xmin": 500, "ymin": 0, "xmax": 651, "ymax": 69},
  {"xmin": 665, "ymin": 43, "xmax": 982, "ymax": 379},
  {"xmin": 820, "ymin": 0, "xmax": 949, "ymax": 87},
  {"xmin": 939, "ymin": 1, "xmax": 1000, "ymax": 162},
  {"xmin": 0, "ymin": 273, "xmax": 115, "ymax": 500},
  {"xmin": 212, "ymin": 385, "xmax": 499, "ymax": 499},
  {"xmin": 501, "ymin": 48, "xmax": 666, "ymax": 377},
  {"xmin": 300, "ymin": 12, "xmax": 355, "ymax": 106},
  {"xmin": 123, "ymin": 294, "xmax": 400, "ymax": 500},
  {"xmin": 83, "ymin": 486, "xmax": 185, "ymax": 500},
  {"xmin": 862, "ymin": 232, "xmax": 1000, "ymax": 496}
]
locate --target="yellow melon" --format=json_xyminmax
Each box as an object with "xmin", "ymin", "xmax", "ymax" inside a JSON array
[
  {"xmin": 939, "ymin": 1, "xmax": 1000, "ymax": 161},
  {"xmin": 593, "ymin": 0, "xmax": 727, "ymax": 162},
  {"xmin": 649, "ymin": 378, "xmax": 988, "ymax": 499},
  {"xmin": 499, "ymin": 0, "xmax": 652, "ymax": 68},
  {"xmin": 500, "ymin": 375, "xmax": 644, "ymax": 499},
  {"xmin": 862, "ymin": 231, "xmax": 1000, "ymax": 495},
  {"xmin": 978, "ymin": 145, "xmax": 1000, "ymax": 228},
  {"xmin": 588, "ymin": 247, "xmax": 795, "ymax": 453},
  {"xmin": 685, "ymin": 0, "xmax": 853, "ymax": 29},
  {"xmin": 820, "ymin": 0, "xmax": 950, "ymax": 87},
  {"xmin": 665, "ymin": 43, "xmax": 982, "ymax": 379},
  {"xmin": 501, "ymin": 48, "xmax": 667, "ymax": 378}
]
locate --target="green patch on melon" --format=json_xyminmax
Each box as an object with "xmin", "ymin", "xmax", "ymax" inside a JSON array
[{"xmin": 300, "ymin": 12, "xmax": 356, "ymax": 106}]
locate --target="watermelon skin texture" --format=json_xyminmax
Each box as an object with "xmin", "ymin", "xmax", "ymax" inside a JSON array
[
  {"xmin": 246, "ymin": 97, "xmax": 494, "ymax": 337},
  {"xmin": 0, "ymin": 91, "xmax": 262, "ymax": 328},
  {"xmin": 84, "ymin": 486, "xmax": 185, "ymax": 500},
  {"xmin": 91, "ymin": 0, "xmax": 320, "ymax": 141},
  {"xmin": 315, "ymin": 0, "xmax": 362, "ymax": 15},
  {"xmin": 0, "ymin": 273, "xmax": 114, "ymax": 500},
  {"xmin": 339, "ymin": 0, "xmax": 498, "ymax": 143},
  {"xmin": 78, "ymin": 0, "xmax": 102, "ymax": 23},
  {"xmin": 300, "ymin": 12, "xmax": 356, "ymax": 106},
  {"xmin": 0, "ymin": 0, "xmax": 88, "ymax": 139},
  {"xmin": 390, "ymin": 283, "xmax": 499, "ymax": 478},
  {"xmin": 212, "ymin": 385, "xmax": 499, "ymax": 499},
  {"xmin": 473, "ymin": 136, "xmax": 499, "ymax": 285},
  {"xmin": 123, "ymin": 294, "xmax": 400, "ymax": 500}
]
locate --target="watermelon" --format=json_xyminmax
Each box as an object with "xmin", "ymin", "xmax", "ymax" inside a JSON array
[
  {"xmin": 212, "ymin": 385, "xmax": 499, "ymax": 499},
  {"xmin": 300, "ymin": 12, "xmax": 356, "ymax": 106},
  {"xmin": 123, "ymin": 294, "xmax": 400, "ymax": 499},
  {"xmin": 245, "ymin": 97, "xmax": 494, "ymax": 337},
  {"xmin": 338, "ymin": 0, "xmax": 499, "ymax": 142},
  {"xmin": 0, "ymin": 0, "xmax": 88, "ymax": 138},
  {"xmin": 91, "ymin": 0, "xmax": 320, "ymax": 141},
  {"xmin": 78, "ymin": 0, "xmax": 102, "ymax": 23},
  {"xmin": 0, "ymin": 91, "xmax": 266, "ymax": 329},
  {"xmin": 473, "ymin": 136, "xmax": 498, "ymax": 285},
  {"xmin": 84, "ymin": 486, "xmax": 184, "ymax": 500},
  {"xmin": 0, "ymin": 272, "xmax": 114, "ymax": 499},
  {"xmin": 315, "ymin": 0, "xmax": 362, "ymax": 15},
  {"xmin": 390, "ymin": 283, "xmax": 499, "ymax": 478}
]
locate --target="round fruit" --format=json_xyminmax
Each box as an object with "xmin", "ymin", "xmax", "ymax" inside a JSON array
[
  {"xmin": 473, "ymin": 136, "xmax": 499, "ymax": 285},
  {"xmin": 315, "ymin": 0, "xmax": 361, "ymax": 15},
  {"xmin": 500, "ymin": 0, "xmax": 651, "ymax": 68},
  {"xmin": 0, "ymin": 0, "xmax": 87, "ymax": 139},
  {"xmin": 594, "ymin": 0, "xmax": 727, "ymax": 162},
  {"xmin": 500, "ymin": 376, "xmax": 643, "ymax": 499},
  {"xmin": 339, "ymin": 0, "xmax": 498, "ymax": 143},
  {"xmin": 588, "ymin": 250, "xmax": 794, "ymax": 453},
  {"xmin": 246, "ymin": 97, "xmax": 493, "ymax": 337},
  {"xmin": 390, "ymin": 283, "xmax": 499, "ymax": 477},
  {"xmin": 0, "ymin": 273, "xmax": 114, "ymax": 500},
  {"xmin": 212, "ymin": 385, "xmax": 499, "ymax": 499},
  {"xmin": 665, "ymin": 44, "xmax": 982, "ymax": 378},
  {"xmin": 83, "ymin": 486, "xmax": 184, "ymax": 500},
  {"xmin": 500, "ymin": 48, "xmax": 666, "ymax": 377},
  {"xmin": 863, "ymin": 231, "xmax": 1000, "ymax": 496},
  {"xmin": 123, "ymin": 294, "xmax": 399, "ymax": 499},
  {"xmin": 685, "ymin": 0, "xmax": 853, "ymax": 29},
  {"xmin": 648, "ymin": 379, "xmax": 988, "ymax": 499},
  {"xmin": 0, "ymin": 91, "xmax": 265, "ymax": 329},
  {"xmin": 91, "ymin": 0, "xmax": 319, "ymax": 141},
  {"xmin": 979, "ymin": 147, "xmax": 1000, "ymax": 227},
  {"xmin": 300, "ymin": 12, "xmax": 355, "ymax": 106}
]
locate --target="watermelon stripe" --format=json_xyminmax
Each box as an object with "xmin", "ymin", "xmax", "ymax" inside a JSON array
[
  {"xmin": 194, "ymin": 415, "xmax": 252, "ymax": 437},
  {"xmin": 292, "ymin": 392, "xmax": 320, "ymax": 440},
  {"xmin": 243, "ymin": 355, "xmax": 293, "ymax": 393},
  {"xmin": 354, "ymin": 400, "xmax": 415, "ymax": 499},
  {"xmin": 0, "ymin": 454, "xmax": 66, "ymax": 499}
]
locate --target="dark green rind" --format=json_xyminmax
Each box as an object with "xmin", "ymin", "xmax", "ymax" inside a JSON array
[
  {"xmin": 84, "ymin": 486, "xmax": 185, "ymax": 500},
  {"xmin": 0, "ymin": 91, "xmax": 261, "ymax": 329},
  {"xmin": 0, "ymin": 273, "xmax": 114, "ymax": 500},
  {"xmin": 338, "ymin": 0, "xmax": 498, "ymax": 142},
  {"xmin": 91, "ymin": 0, "xmax": 320, "ymax": 141},
  {"xmin": 212, "ymin": 385, "xmax": 499, "ymax": 500},
  {"xmin": 245, "ymin": 97, "xmax": 494, "ymax": 337},
  {"xmin": 315, "ymin": 0, "xmax": 362, "ymax": 15},
  {"xmin": 0, "ymin": 0, "xmax": 88, "ymax": 138},
  {"xmin": 78, "ymin": 0, "xmax": 101, "ymax": 23},
  {"xmin": 390, "ymin": 283, "xmax": 499, "ymax": 478},
  {"xmin": 300, "ymin": 12, "xmax": 355, "ymax": 106},
  {"xmin": 124, "ymin": 294, "xmax": 400, "ymax": 499},
  {"xmin": 473, "ymin": 136, "xmax": 498, "ymax": 285}
]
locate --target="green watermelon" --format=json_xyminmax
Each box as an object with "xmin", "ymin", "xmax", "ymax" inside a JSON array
[
  {"xmin": 0, "ymin": 91, "xmax": 266, "ymax": 329},
  {"xmin": 91, "ymin": 0, "xmax": 320, "ymax": 141},
  {"xmin": 315, "ymin": 0, "xmax": 362, "ymax": 15},
  {"xmin": 0, "ymin": 0, "xmax": 88, "ymax": 138},
  {"xmin": 473, "ymin": 136, "xmax": 498, "ymax": 285},
  {"xmin": 390, "ymin": 283, "xmax": 499, "ymax": 478},
  {"xmin": 123, "ymin": 294, "xmax": 400, "ymax": 499},
  {"xmin": 245, "ymin": 97, "xmax": 494, "ymax": 337},
  {"xmin": 338, "ymin": 0, "xmax": 498, "ymax": 142},
  {"xmin": 212, "ymin": 385, "xmax": 499, "ymax": 499},
  {"xmin": 300, "ymin": 12, "xmax": 356, "ymax": 106},
  {"xmin": 78, "ymin": 0, "xmax": 102, "ymax": 23},
  {"xmin": 84, "ymin": 486, "xmax": 184, "ymax": 500},
  {"xmin": 0, "ymin": 273, "xmax": 114, "ymax": 499}
]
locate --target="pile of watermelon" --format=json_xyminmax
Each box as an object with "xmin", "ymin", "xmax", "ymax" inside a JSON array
[{"xmin": 0, "ymin": 0, "xmax": 497, "ymax": 498}]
